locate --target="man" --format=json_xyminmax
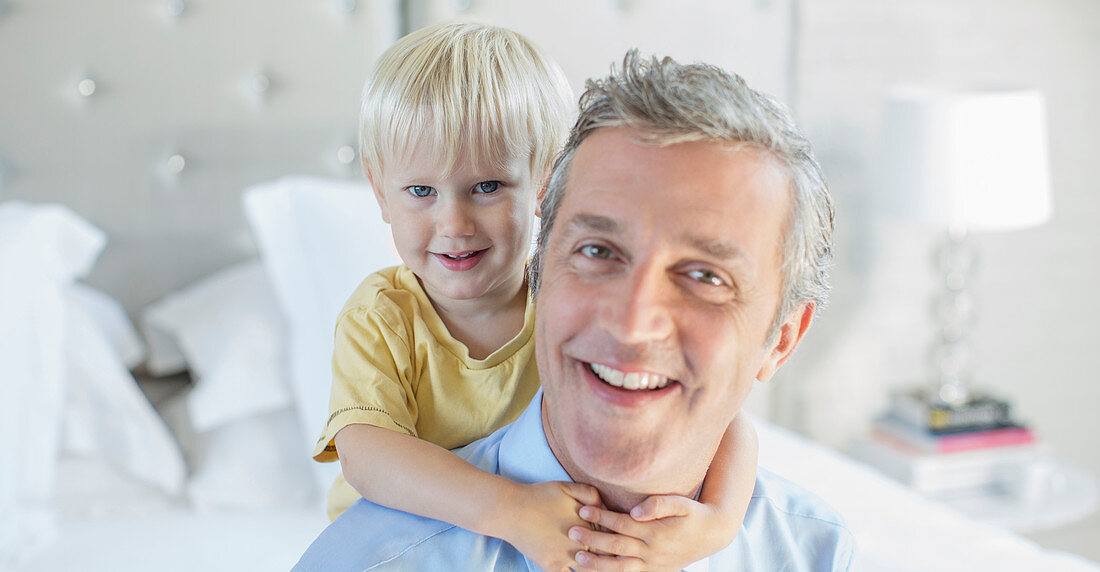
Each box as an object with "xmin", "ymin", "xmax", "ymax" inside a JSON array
[{"xmin": 295, "ymin": 51, "xmax": 853, "ymax": 571}]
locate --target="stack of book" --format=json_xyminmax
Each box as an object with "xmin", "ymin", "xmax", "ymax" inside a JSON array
[{"xmin": 851, "ymin": 390, "xmax": 1042, "ymax": 497}]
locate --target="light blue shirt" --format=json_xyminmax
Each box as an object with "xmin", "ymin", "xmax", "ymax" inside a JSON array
[{"xmin": 295, "ymin": 391, "xmax": 855, "ymax": 571}]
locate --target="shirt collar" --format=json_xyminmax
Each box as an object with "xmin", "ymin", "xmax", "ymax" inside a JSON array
[{"xmin": 498, "ymin": 389, "xmax": 573, "ymax": 484}]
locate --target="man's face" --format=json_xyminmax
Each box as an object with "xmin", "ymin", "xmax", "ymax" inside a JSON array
[{"xmin": 536, "ymin": 128, "xmax": 800, "ymax": 494}]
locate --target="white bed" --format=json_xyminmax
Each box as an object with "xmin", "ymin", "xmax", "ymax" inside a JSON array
[{"xmin": 4, "ymin": 183, "xmax": 1098, "ymax": 572}]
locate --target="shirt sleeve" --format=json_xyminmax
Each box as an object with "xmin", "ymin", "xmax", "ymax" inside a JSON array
[
  {"xmin": 837, "ymin": 528, "xmax": 856, "ymax": 571},
  {"xmin": 312, "ymin": 305, "xmax": 418, "ymax": 463}
]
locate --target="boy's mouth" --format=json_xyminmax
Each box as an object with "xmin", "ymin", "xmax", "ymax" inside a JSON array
[
  {"xmin": 441, "ymin": 251, "xmax": 480, "ymax": 260},
  {"xmin": 432, "ymin": 249, "xmax": 488, "ymax": 271}
]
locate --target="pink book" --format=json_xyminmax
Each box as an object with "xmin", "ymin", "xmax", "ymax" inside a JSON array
[
  {"xmin": 873, "ymin": 422, "xmax": 1035, "ymax": 454},
  {"xmin": 932, "ymin": 427, "xmax": 1035, "ymax": 453}
]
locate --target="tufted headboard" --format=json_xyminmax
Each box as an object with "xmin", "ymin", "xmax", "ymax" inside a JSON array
[{"xmin": 0, "ymin": 0, "xmax": 792, "ymax": 314}]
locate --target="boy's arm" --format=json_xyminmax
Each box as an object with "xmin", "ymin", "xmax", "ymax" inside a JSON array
[
  {"xmin": 696, "ymin": 411, "xmax": 759, "ymax": 523},
  {"xmin": 334, "ymin": 423, "xmax": 600, "ymax": 570},
  {"xmin": 567, "ymin": 413, "xmax": 759, "ymax": 571}
]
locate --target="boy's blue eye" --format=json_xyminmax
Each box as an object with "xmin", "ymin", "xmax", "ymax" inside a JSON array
[
  {"xmin": 475, "ymin": 181, "xmax": 501, "ymax": 194},
  {"xmin": 408, "ymin": 185, "xmax": 434, "ymax": 198}
]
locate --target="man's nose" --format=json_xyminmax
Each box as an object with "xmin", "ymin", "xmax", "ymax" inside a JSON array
[
  {"xmin": 436, "ymin": 198, "xmax": 475, "ymax": 238},
  {"xmin": 597, "ymin": 262, "xmax": 675, "ymax": 345}
]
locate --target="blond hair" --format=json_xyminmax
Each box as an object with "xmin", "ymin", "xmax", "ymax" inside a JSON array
[{"xmin": 359, "ymin": 22, "xmax": 573, "ymax": 181}]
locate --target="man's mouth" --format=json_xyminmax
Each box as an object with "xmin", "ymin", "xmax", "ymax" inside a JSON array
[{"xmin": 588, "ymin": 362, "xmax": 672, "ymax": 390}]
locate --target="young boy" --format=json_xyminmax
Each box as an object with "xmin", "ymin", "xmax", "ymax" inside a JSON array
[{"xmin": 312, "ymin": 22, "xmax": 759, "ymax": 570}]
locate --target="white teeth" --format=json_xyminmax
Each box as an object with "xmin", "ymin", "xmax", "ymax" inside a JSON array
[
  {"xmin": 591, "ymin": 363, "xmax": 625, "ymax": 387},
  {"xmin": 444, "ymin": 252, "xmax": 476, "ymax": 260},
  {"xmin": 589, "ymin": 363, "xmax": 670, "ymax": 390}
]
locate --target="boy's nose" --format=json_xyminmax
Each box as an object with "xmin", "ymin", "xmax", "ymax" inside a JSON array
[{"xmin": 436, "ymin": 201, "xmax": 476, "ymax": 238}]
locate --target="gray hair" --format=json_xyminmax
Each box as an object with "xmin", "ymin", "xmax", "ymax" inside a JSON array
[{"xmin": 529, "ymin": 51, "xmax": 834, "ymax": 340}]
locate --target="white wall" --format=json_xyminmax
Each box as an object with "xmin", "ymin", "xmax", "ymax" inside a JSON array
[
  {"xmin": 779, "ymin": 0, "xmax": 1100, "ymax": 559},
  {"xmin": 406, "ymin": 0, "xmax": 792, "ymax": 100},
  {"xmin": 0, "ymin": 0, "xmax": 400, "ymax": 313}
]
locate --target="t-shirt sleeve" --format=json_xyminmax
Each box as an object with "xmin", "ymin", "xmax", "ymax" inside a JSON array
[{"xmin": 312, "ymin": 305, "xmax": 418, "ymax": 463}]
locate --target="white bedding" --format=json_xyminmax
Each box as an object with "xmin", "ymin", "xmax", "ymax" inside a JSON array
[
  {"xmin": 21, "ymin": 456, "xmax": 326, "ymax": 572},
  {"xmin": 757, "ymin": 422, "xmax": 1099, "ymax": 571},
  {"xmin": 1, "ymin": 203, "xmax": 184, "ymax": 569},
  {"xmin": 17, "ymin": 420, "xmax": 1099, "ymax": 572}
]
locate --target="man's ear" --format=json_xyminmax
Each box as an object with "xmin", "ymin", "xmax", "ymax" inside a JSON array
[
  {"xmin": 366, "ymin": 170, "xmax": 391, "ymax": 224},
  {"xmin": 535, "ymin": 184, "xmax": 548, "ymax": 218},
  {"xmin": 535, "ymin": 171, "xmax": 551, "ymax": 218},
  {"xmin": 755, "ymin": 302, "xmax": 815, "ymax": 383}
]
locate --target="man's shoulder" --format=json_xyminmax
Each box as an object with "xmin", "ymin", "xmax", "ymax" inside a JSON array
[
  {"xmin": 733, "ymin": 467, "xmax": 855, "ymax": 570},
  {"xmin": 293, "ymin": 499, "xmax": 455, "ymax": 571},
  {"xmin": 751, "ymin": 468, "xmax": 849, "ymax": 528},
  {"xmin": 294, "ymin": 500, "xmax": 531, "ymax": 571},
  {"xmin": 294, "ymin": 427, "xmax": 516, "ymax": 572}
]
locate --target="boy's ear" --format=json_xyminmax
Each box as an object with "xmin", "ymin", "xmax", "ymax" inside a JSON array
[
  {"xmin": 366, "ymin": 170, "xmax": 391, "ymax": 224},
  {"xmin": 755, "ymin": 302, "xmax": 815, "ymax": 383}
]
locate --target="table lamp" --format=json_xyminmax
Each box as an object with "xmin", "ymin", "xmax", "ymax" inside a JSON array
[{"xmin": 878, "ymin": 86, "xmax": 1052, "ymax": 408}]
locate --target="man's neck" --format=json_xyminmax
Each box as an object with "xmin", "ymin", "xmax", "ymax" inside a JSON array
[
  {"xmin": 540, "ymin": 400, "xmax": 710, "ymax": 513},
  {"xmin": 594, "ymin": 477, "xmax": 704, "ymax": 514}
]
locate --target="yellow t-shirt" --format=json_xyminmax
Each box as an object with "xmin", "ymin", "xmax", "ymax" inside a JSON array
[{"xmin": 312, "ymin": 265, "xmax": 540, "ymax": 520}]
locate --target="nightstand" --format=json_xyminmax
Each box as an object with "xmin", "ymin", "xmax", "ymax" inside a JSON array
[
  {"xmin": 944, "ymin": 460, "xmax": 1098, "ymax": 533},
  {"xmin": 851, "ymin": 436, "xmax": 1099, "ymax": 533}
]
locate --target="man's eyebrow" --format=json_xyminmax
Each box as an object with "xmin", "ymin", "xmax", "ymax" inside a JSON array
[
  {"xmin": 564, "ymin": 213, "xmax": 745, "ymax": 261},
  {"xmin": 566, "ymin": 213, "xmax": 619, "ymax": 234},
  {"xmin": 687, "ymin": 236, "xmax": 746, "ymax": 261}
]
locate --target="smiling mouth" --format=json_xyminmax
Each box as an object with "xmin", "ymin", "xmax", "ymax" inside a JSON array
[
  {"xmin": 432, "ymin": 249, "xmax": 488, "ymax": 271},
  {"xmin": 587, "ymin": 362, "xmax": 673, "ymax": 390},
  {"xmin": 439, "ymin": 250, "xmax": 484, "ymax": 260}
]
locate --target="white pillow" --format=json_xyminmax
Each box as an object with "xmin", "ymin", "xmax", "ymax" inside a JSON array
[
  {"xmin": 187, "ymin": 408, "xmax": 318, "ymax": 510},
  {"xmin": 61, "ymin": 285, "xmax": 186, "ymax": 496},
  {"xmin": 243, "ymin": 176, "xmax": 401, "ymax": 490},
  {"xmin": 141, "ymin": 260, "xmax": 319, "ymax": 510},
  {"xmin": 141, "ymin": 261, "xmax": 292, "ymax": 432},
  {"xmin": 68, "ymin": 283, "xmax": 147, "ymax": 370},
  {"xmin": 0, "ymin": 202, "xmax": 105, "ymax": 567},
  {"xmin": 141, "ymin": 318, "xmax": 189, "ymax": 377}
]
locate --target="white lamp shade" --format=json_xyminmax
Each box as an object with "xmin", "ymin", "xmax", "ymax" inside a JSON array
[{"xmin": 879, "ymin": 87, "xmax": 1053, "ymax": 232}]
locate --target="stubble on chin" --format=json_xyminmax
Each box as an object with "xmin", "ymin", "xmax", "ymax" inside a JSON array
[{"xmin": 540, "ymin": 395, "xmax": 713, "ymax": 513}]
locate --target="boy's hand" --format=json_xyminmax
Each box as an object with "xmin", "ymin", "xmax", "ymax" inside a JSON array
[
  {"xmin": 569, "ymin": 495, "xmax": 737, "ymax": 572},
  {"xmin": 496, "ymin": 480, "xmax": 603, "ymax": 572}
]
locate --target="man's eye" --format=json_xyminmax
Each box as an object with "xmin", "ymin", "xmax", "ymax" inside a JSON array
[
  {"xmin": 407, "ymin": 185, "xmax": 434, "ymax": 198},
  {"xmin": 579, "ymin": 244, "xmax": 613, "ymax": 259},
  {"xmin": 475, "ymin": 181, "xmax": 501, "ymax": 194},
  {"xmin": 687, "ymin": 269, "xmax": 725, "ymax": 287}
]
